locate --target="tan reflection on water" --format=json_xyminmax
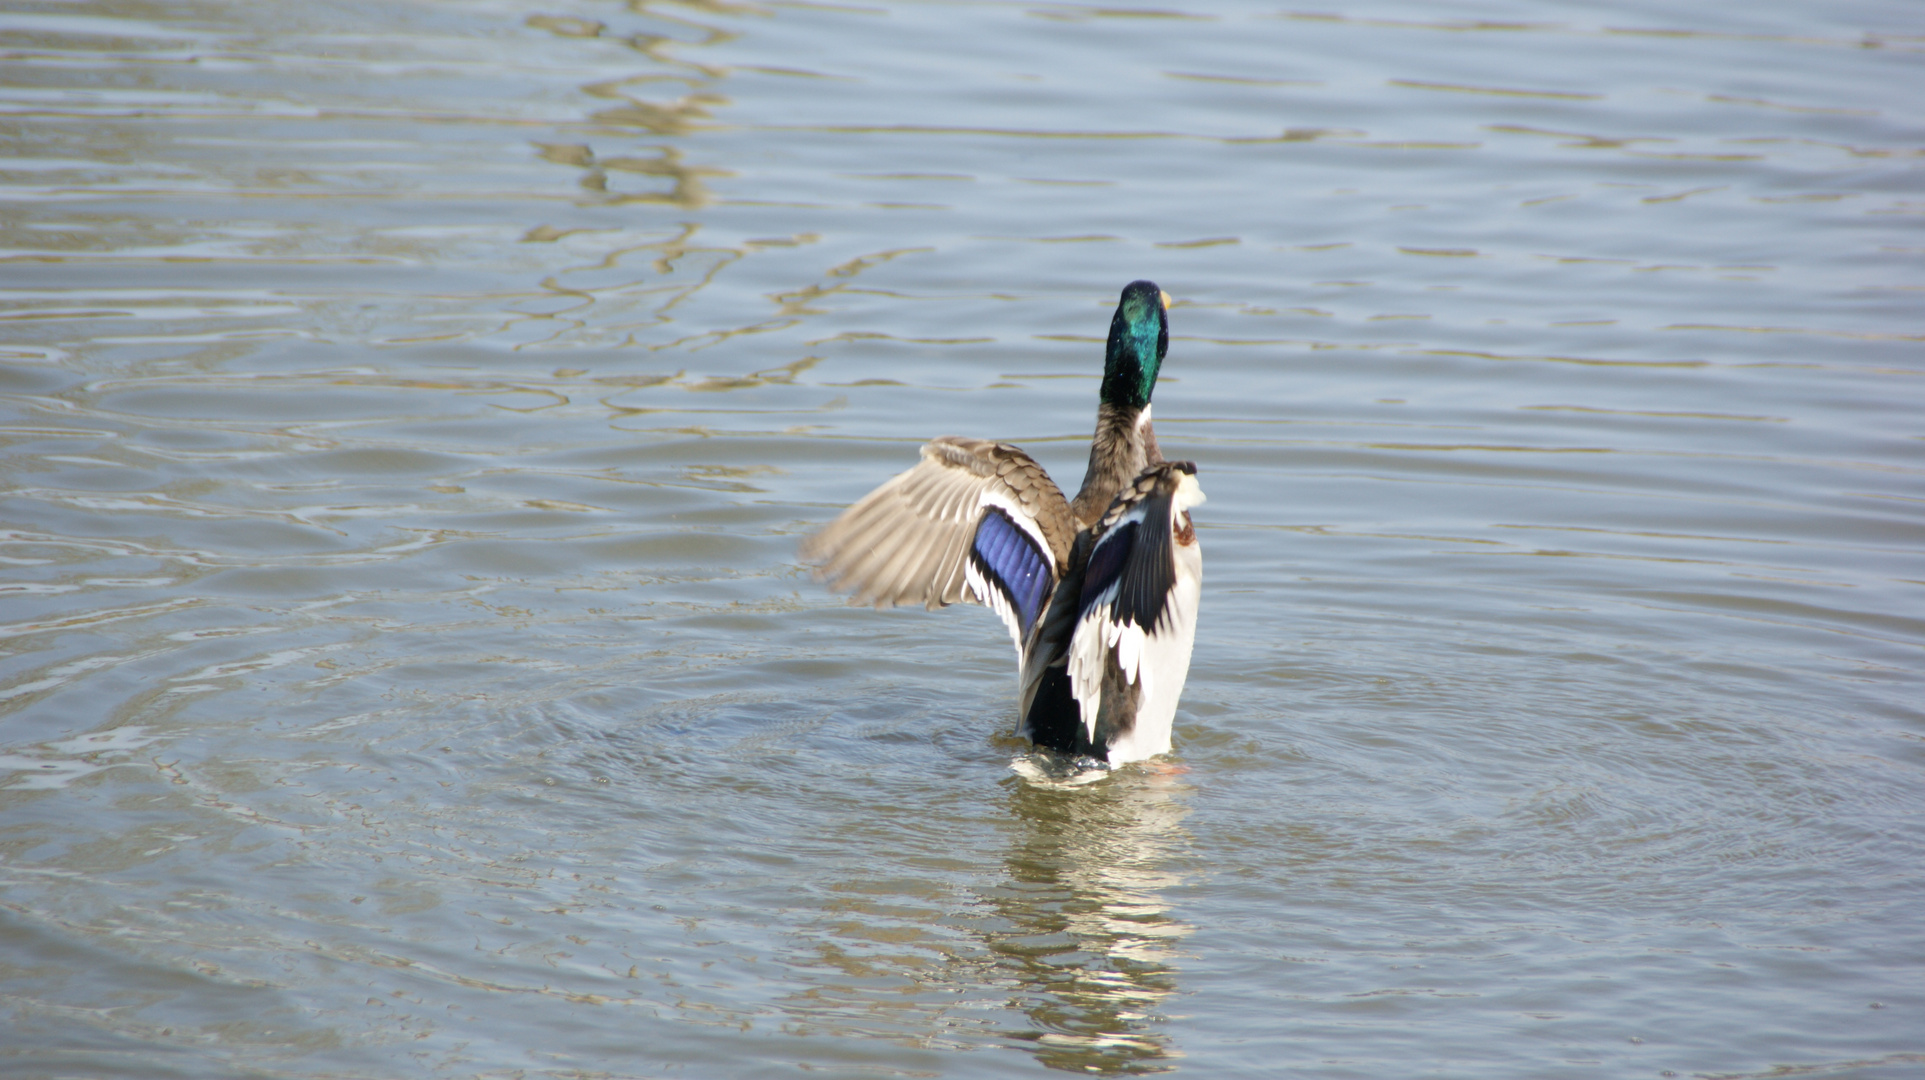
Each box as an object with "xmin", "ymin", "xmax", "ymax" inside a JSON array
[
  {"xmin": 775, "ymin": 770, "xmax": 1191, "ymax": 1073},
  {"xmin": 989, "ymin": 769, "xmax": 1192, "ymax": 1074}
]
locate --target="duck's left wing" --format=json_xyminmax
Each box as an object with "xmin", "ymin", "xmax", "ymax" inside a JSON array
[
  {"xmin": 802, "ymin": 436, "xmax": 1076, "ymax": 648},
  {"xmin": 1065, "ymin": 461, "xmax": 1206, "ymax": 743}
]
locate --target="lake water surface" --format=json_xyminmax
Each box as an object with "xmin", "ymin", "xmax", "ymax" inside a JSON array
[{"xmin": 3, "ymin": 0, "xmax": 1923, "ymax": 1076}]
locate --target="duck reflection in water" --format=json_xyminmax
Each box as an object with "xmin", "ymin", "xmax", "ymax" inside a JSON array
[
  {"xmin": 986, "ymin": 764, "xmax": 1192, "ymax": 1074},
  {"xmin": 776, "ymin": 767, "xmax": 1191, "ymax": 1074}
]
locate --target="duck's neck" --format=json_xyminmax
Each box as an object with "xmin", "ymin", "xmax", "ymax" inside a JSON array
[{"xmin": 1070, "ymin": 403, "xmax": 1161, "ymax": 527}]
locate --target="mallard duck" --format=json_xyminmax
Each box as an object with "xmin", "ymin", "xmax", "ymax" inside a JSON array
[{"xmin": 802, "ymin": 281, "xmax": 1204, "ymax": 766}]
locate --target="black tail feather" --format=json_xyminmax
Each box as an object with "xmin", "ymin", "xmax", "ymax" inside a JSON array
[{"xmin": 1020, "ymin": 663, "xmax": 1099, "ymax": 758}]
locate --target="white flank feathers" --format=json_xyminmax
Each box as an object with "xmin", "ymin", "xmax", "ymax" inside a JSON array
[{"xmin": 1103, "ymin": 559, "xmax": 1199, "ymax": 763}]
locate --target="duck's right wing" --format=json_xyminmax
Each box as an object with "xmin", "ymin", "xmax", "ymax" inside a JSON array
[
  {"xmin": 1019, "ymin": 460, "xmax": 1205, "ymax": 757},
  {"xmin": 802, "ymin": 436, "xmax": 1077, "ymax": 651},
  {"xmin": 1064, "ymin": 461, "xmax": 1206, "ymax": 742}
]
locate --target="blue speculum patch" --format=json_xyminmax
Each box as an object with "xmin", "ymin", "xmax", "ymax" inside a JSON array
[{"xmin": 971, "ymin": 507, "xmax": 1051, "ymax": 637}]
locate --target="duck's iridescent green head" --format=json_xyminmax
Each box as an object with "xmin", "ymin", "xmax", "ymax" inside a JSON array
[{"xmin": 1101, "ymin": 279, "xmax": 1170, "ymax": 410}]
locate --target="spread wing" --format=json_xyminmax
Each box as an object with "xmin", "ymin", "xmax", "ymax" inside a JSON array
[
  {"xmin": 802, "ymin": 436, "xmax": 1077, "ymax": 652},
  {"xmin": 1064, "ymin": 461, "xmax": 1206, "ymax": 742}
]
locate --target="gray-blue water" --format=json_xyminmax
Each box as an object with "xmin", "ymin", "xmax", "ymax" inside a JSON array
[{"xmin": 2, "ymin": 0, "xmax": 1923, "ymax": 1076}]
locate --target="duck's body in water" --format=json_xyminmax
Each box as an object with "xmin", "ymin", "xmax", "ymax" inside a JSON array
[{"xmin": 801, "ymin": 281, "xmax": 1204, "ymax": 767}]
